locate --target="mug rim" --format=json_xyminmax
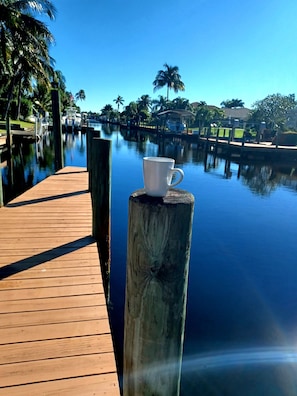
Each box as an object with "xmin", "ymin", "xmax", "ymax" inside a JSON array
[{"xmin": 143, "ymin": 156, "xmax": 174, "ymax": 163}]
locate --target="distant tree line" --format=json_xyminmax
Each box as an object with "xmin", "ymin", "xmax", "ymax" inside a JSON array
[{"xmin": 97, "ymin": 64, "xmax": 297, "ymax": 133}]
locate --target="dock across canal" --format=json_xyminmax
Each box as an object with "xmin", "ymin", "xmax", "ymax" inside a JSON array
[{"xmin": 0, "ymin": 166, "xmax": 120, "ymax": 395}]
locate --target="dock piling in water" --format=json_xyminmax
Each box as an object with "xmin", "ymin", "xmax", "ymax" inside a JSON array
[
  {"xmin": 86, "ymin": 126, "xmax": 100, "ymax": 191},
  {"xmin": 51, "ymin": 82, "xmax": 64, "ymax": 171},
  {"xmin": 123, "ymin": 188, "xmax": 194, "ymax": 396},
  {"xmin": 0, "ymin": 171, "xmax": 3, "ymax": 207},
  {"xmin": 90, "ymin": 137, "xmax": 112, "ymax": 297}
]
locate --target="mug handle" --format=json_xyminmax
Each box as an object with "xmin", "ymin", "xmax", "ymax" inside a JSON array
[{"xmin": 169, "ymin": 168, "xmax": 184, "ymax": 187}]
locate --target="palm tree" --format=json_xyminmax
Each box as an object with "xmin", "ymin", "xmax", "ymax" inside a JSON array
[
  {"xmin": 220, "ymin": 99, "xmax": 245, "ymax": 108},
  {"xmin": 113, "ymin": 95, "xmax": 124, "ymax": 111},
  {"xmin": 0, "ymin": 0, "xmax": 56, "ymax": 119},
  {"xmin": 151, "ymin": 95, "xmax": 169, "ymax": 113},
  {"xmin": 75, "ymin": 89, "xmax": 86, "ymax": 102},
  {"xmin": 0, "ymin": 0, "xmax": 55, "ymax": 61},
  {"xmin": 54, "ymin": 70, "xmax": 67, "ymax": 91},
  {"xmin": 4, "ymin": 32, "xmax": 55, "ymax": 119},
  {"xmin": 32, "ymin": 80, "xmax": 52, "ymax": 113},
  {"xmin": 137, "ymin": 94, "xmax": 151, "ymax": 111},
  {"xmin": 171, "ymin": 97, "xmax": 192, "ymax": 111},
  {"xmin": 101, "ymin": 104, "xmax": 114, "ymax": 121},
  {"xmin": 153, "ymin": 63, "xmax": 185, "ymax": 100}
]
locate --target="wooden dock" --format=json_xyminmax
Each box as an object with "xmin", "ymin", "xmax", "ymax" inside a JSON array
[
  {"xmin": 199, "ymin": 136, "xmax": 297, "ymax": 161},
  {"xmin": 0, "ymin": 167, "xmax": 120, "ymax": 395}
]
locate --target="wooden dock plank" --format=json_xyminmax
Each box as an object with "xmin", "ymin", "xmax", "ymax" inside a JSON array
[
  {"xmin": 0, "ymin": 274, "xmax": 101, "ymax": 288},
  {"xmin": 0, "ymin": 334, "xmax": 114, "ymax": 365},
  {"xmin": 0, "ymin": 283, "xmax": 103, "ymax": 300},
  {"xmin": 0, "ymin": 353, "xmax": 117, "ymax": 387},
  {"xmin": 0, "ymin": 373, "xmax": 119, "ymax": 396},
  {"xmin": 0, "ymin": 319, "xmax": 110, "ymax": 343},
  {"xmin": 0, "ymin": 166, "xmax": 120, "ymax": 395},
  {"xmin": 0, "ymin": 294, "xmax": 103, "ymax": 313}
]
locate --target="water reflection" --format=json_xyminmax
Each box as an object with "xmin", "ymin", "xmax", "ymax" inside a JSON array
[
  {"xmin": 119, "ymin": 127, "xmax": 297, "ymax": 197},
  {"xmin": 1, "ymin": 131, "xmax": 55, "ymax": 203},
  {"xmin": 240, "ymin": 165, "xmax": 279, "ymax": 196}
]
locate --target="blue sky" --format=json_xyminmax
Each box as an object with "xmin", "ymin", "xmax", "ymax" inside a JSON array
[{"xmin": 45, "ymin": 0, "xmax": 297, "ymax": 112}]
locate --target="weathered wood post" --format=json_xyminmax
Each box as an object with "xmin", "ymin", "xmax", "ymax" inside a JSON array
[
  {"xmin": 275, "ymin": 131, "xmax": 279, "ymax": 149},
  {"xmin": 216, "ymin": 127, "xmax": 220, "ymax": 140},
  {"xmin": 124, "ymin": 189, "xmax": 194, "ymax": 396},
  {"xmin": 51, "ymin": 82, "xmax": 64, "ymax": 171},
  {"xmin": 6, "ymin": 118, "xmax": 12, "ymax": 157},
  {"xmin": 241, "ymin": 130, "xmax": 246, "ymax": 147},
  {"xmin": 90, "ymin": 138, "xmax": 111, "ymax": 296},
  {"xmin": 228, "ymin": 128, "xmax": 232, "ymax": 144},
  {"xmin": 0, "ymin": 170, "xmax": 3, "ymax": 207},
  {"xmin": 86, "ymin": 122, "xmax": 91, "ymax": 171},
  {"xmin": 6, "ymin": 118, "xmax": 14, "ymax": 191},
  {"xmin": 86, "ymin": 126, "xmax": 100, "ymax": 191},
  {"xmin": 214, "ymin": 127, "xmax": 220, "ymax": 156}
]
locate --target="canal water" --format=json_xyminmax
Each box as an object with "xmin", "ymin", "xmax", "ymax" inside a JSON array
[{"xmin": 2, "ymin": 123, "xmax": 297, "ymax": 395}]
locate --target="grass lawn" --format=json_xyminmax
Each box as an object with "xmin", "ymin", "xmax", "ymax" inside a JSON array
[
  {"xmin": 0, "ymin": 119, "xmax": 35, "ymax": 135},
  {"xmin": 188, "ymin": 127, "xmax": 257, "ymax": 140}
]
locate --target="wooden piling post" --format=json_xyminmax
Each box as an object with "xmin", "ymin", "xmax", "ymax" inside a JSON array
[
  {"xmin": 51, "ymin": 82, "xmax": 64, "ymax": 171},
  {"xmin": 124, "ymin": 189, "xmax": 194, "ymax": 396},
  {"xmin": 216, "ymin": 127, "xmax": 220, "ymax": 140},
  {"xmin": 6, "ymin": 118, "xmax": 13, "ymax": 190},
  {"xmin": 0, "ymin": 170, "xmax": 3, "ymax": 207},
  {"xmin": 241, "ymin": 130, "xmax": 246, "ymax": 147},
  {"xmin": 275, "ymin": 131, "xmax": 279, "ymax": 148},
  {"xmin": 6, "ymin": 118, "xmax": 12, "ymax": 157},
  {"xmin": 90, "ymin": 138, "xmax": 111, "ymax": 295},
  {"xmin": 86, "ymin": 126, "xmax": 100, "ymax": 191},
  {"xmin": 228, "ymin": 128, "xmax": 232, "ymax": 144},
  {"xmin": 214, "ymin": 127, "xmax": 220, "ymax": 156},
  {"xmin": 86, "ymin": 122, "xmax": 91, "ymax": 172},
  {"xmin": 232, "ymin": 126, "xmax": 235, "ymax": 142}
]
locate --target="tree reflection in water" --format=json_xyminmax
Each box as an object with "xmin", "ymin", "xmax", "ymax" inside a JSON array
[
  {"xmin": 189, "ymin": 149, "xmax": 297, "ymax": 197},
  {"xmin": 240, "ymin": 165, "xmax": 279, "ymax": 196},
  {"xmin": 2, "ymin": 128, "xmax": 297, "ymax": 202},
  {"xmin": 1, "ymin": 131, "xmax": 55, "ymax": 204}
]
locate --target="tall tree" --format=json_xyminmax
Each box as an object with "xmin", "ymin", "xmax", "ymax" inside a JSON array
[
  {"xmin": 250, "ymin": 93, "xmax": 297, "ymax": 131},
  {"xmin": 53, "ymin": 70, "xmax": 67, "ymax": 91},
  {"xmin": 151, "ymin": 95, "xmax": 169, "ymax": 113},
  {"xmin": 113, "ymin": 95, "xmax": 124, "ymax": 111},
  {"xmin": 101, "ymin": 104, "xmax": 114, "ymax": 121},
  {"xmin": 171, "ymin": 97, "xmax": 192, "ymax": 111},
  {"xmin": 153, "ymin": 63, "xmax": 185, "ymax": 100},
  {"xmin": 75, "ymin": 89, "xmax": 86, "ymax": 102},
  {"xmin": 137, "ymin": 94, "xmax": 151, "ymax": 111},
  {"xmin": 194, "ymin": 102, "xmax": 224, "ymax": 128},
  {"xmin": 32, "ymin": 80, "xmax": 52, "ymax": 113},
  {"xmin": 0, "ymin": 0, "xmax": 56, "ymax": 119}
]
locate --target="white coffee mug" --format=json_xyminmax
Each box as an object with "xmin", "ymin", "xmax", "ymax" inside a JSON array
[{"xmin": 143, "ymin": 157, "xmax": 184, "ymax": 197}]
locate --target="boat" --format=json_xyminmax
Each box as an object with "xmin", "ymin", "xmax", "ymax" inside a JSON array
[{"xmin": 62, "ymin": 107, "xmax": 82, "ymax": 131}]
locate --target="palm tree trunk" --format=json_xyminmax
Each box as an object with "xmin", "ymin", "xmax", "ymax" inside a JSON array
[
  {"xmin": 4, "ymin": 76, "xmax": 16, "ymax": 120},
  {"xmin": 17, "ymin": 79, "xmax": 22, "ymax": 120}
]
